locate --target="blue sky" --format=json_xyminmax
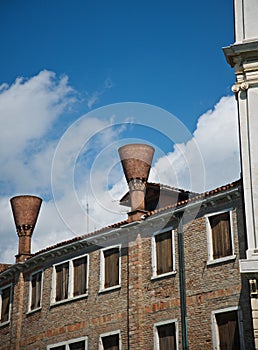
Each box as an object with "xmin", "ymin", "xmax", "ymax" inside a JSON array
[
  {"xmin": 0, "ymin": 0, "xmax": 240, "ymax": 262},
  {"xmin": 0, "ymin": 0, "xmax": 234, "ymax": 129}
]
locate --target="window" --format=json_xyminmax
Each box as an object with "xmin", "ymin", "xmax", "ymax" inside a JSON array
[
  {"xmin": 51, "ymin": 255, "xmax": 88, "ymax": 304},
  {"xmin": 0, "ymin": 284, "xmax": 12, "ymax": 325},
  {"xmin": 99, "ymin": 331, "xmax": 121, "ymax": 350},
  {"xmin": 152, "ymin": 230, "xmax": 175, "ymax": 277},
  {"xmin": 47, "ymin": 336, "xmax": 87, "ymax": 350},
  {"xmin": 212, "ymin": 308, "xmax": 243, "ymax": 350},
  {"xmin": 100, "ymin": 246, "xmax": 121, "ymax": 291},
  {"xmin": 29, "ymin": 270, "xmax": 43, "ymax": 312},
  {"xmin": 154, "ymin": 320, "xmax": 178, "ymax": 350},
  {"xmin": 206, "ymin": 210, "xmax": 235, "ymax": 263}
]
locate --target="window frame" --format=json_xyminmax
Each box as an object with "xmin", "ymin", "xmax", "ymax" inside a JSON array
[
  {"xmin": 206, "ymin": 209, "xmax": 236, "ymax": 265},
  {"xmin": 152, "ymin": 227, "xmax": 176, "ymax": 279},
  {"xmin": 211, "ymin": 306, "xmax": 245, "ymax": 350},
  {"xmin": 28, "ymin": 269, "xmax": 44, "ymax": 313},
  {"xmin": 0, "ymin": 283, "xmax": 12, "ymax": 326},
  {"xmin": 154, "ymin": 319, "xmax": 178, "ymax": 350},
  {"xmin": 51, "ymin": 254, "xmax": 89, "ymax": 305},
  {"xmin": 99, "ymin": 330, "xmax": 121, "ymax": 350},
  {"xmin": 99, "ymin": 245, "xmax": 121, "ymax": 293},
  {"xmin": 47, "ymin": 336, "xmax": 88, "ymax": 350}
]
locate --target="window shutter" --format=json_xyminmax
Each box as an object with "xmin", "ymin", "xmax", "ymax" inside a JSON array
[
  {"xmin": 210, "ymin": 212, "xmax": 232, "ymax": 259},
  {"xmin": 102, "ymin": 334, "xmax": 119, "ymax": 350},
  {"xmin": 31, "ymin": 272, "xmax": 42, "ymax": 309},
  {"xmin": 104, "ymin": 248, "xmax": 119, "ymax": 288},
  {"xmin": 1, "ymin": 286, "xmax": 11, "ymax": 323},
  {"xmin": 216, "ymin": 311, "xmax": 240, "ymax": 350},
  {"xmin": 156, "ymin": 231, "xmax": 172, "ymax": 275},
  {"xmin": 56, "ymin": 263, "xmax": 69, "ymax": 301},
  {"xmin": 73, "ymin": 257, "xmax": 87, "ymax": 296},
  {"xmin": 69, "ymin": 340, "xmax": 85, "ymax": 350},
  {"xmin": 157, "ymin": 323, "xmax": 176, "ymax": 350}
]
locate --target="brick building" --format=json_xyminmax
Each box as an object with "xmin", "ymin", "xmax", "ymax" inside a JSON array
[
  {"xmin": 0, "ymin": 143, "xmax": 256, "ymax": 349},
  {"xmin": 2, "ymin": 0, "xmax": 258, "ymax": 348}
]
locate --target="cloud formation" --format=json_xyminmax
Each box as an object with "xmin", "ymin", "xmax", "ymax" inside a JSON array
[
  {"xmin": 150, "ymin": 96, "xmax": 240, "ymax": 192},
  {"xmin": 0, "ymin": 71, "xmax": 240, "ymax": 263}
]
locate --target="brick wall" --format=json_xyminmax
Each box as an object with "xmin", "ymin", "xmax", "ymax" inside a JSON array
[{"xmin": 0, "ymin": 190, "xmax": 255, "ymax": 349}]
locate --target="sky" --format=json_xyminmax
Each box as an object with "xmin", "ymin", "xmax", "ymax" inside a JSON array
[{"xmin": 0, "ymin": 0, "xmax": 240, "ymax": 263}]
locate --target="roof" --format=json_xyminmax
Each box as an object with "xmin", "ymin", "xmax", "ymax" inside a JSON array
[{"xmin": 0, "ymin": 179, "xmax": 241, "ymax": 273}]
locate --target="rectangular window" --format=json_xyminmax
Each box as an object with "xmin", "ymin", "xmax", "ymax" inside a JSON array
[
  {"xmin": 100, "ymin": 331, "xmax": 120, "ymax": 350},
  {"xmin": 207, "ymin": 210, "xmax": 235, "ymax": 263},
  {"xmin": 56, "ymin": 262, "xmax": 69, "ymax": 302},
  {"xmin": 154, "ymin": 320, "xmax": 178, "ymax": 350},
  {"xmin": 52, "ymin": 255, "xmax": 88, "ymax": 304},
  {"xmin": 0, "ymin": 284, "xmax": 11, "ymax": 325},
  {"xmin": 212, "ymin": 308, "xmax": 243, "ymax": 350},
  {"xmin": 100, "ymin": 246, "xmax": 120, "ymax": 291},
  {"xmin": 48, "ymin": 337, "xmax": 87, "ymax": 350},
  {"xmin": 153, "ymin": 230, "xmax": 175, "ymax": 277},
  {"xmin": 29, "ymin": 270, "xmax": 43, "ymax": 311}
]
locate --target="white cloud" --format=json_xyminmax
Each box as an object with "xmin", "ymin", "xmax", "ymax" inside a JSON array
[
  {"xmin": 0, "ymin": 71, "xmax": 240, "ymax": 264},
  {"xmin": 0, "ymin": 70, "xmax": 75, "ymax": 194},
  {"xmin": 150, "ymin": 96, "xmax": 240, "ymax": 192},
  {"xmin": 86, "ymin": 78, "xmax": 113, "ymax": 109}
]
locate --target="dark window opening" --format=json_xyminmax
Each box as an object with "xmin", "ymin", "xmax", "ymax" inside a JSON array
[
  {"xmin": 209, "ymin": 212, "xmax": 232, "ymax": 259},
  {"xmin": 216, "ymin": 310, "xmax": 241, "ymax": 350},
  {"xmin": 73, "ymin": 256, "xmax": 87, "ymax": 297},
  {"xmin": 55, "ymin": 262, "xmax": 69, "ymax": 302},
  {"xmin": 1, "ymin": 286, "xmax": 11, "ymax": 323},
  {"xmin": 102, "ymin": 334, "xmax": 120, "ymax": 350},
  {"xmin": 155, "ymin": 231, "xmax": 173, "ymax": 275},
  {"xmin": 104, "ymin": 248, "xmax": 119, "ymax": 288},
  {"xmin": 157, "ymin": 323, "xmax": 177, "ymax": 350},
  {"xmin": 31, "ymin": 271, "xmax": 42, "ymax": 310}
]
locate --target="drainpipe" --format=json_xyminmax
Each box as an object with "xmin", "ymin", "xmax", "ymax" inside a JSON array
[{"xmin": 177, "ymin": 212, "xmax": 188, "ymax": 350}]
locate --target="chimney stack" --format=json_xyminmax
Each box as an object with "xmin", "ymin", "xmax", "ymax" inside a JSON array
[
  {"xmin": 10, "ymin": 195, "xmax": 42, "ymax": 263},
  {"xmin": 118, "ymin": 144, "xmax": 154, "ymax": 222}
]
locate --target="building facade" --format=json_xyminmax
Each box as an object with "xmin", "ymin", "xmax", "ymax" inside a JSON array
[{"xmin": 0, "ymin": 144, "xmax": 256, "ymax": 349}]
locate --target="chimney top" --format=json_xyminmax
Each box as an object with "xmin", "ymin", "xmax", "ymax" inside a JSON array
[
  {"xmin": 10, "ymin": 195, "xmax": 42, "ymax": 262},
  {"xmin": 10, "ymin": 195, "xmax": 42, "ymax": 230},
  {"xmin": 118, "ymin": 143, "xmax": 154, "ymax": 183}
]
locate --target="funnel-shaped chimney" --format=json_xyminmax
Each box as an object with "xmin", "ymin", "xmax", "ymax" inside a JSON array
[
  {"xmin": 118, "ymin": 144, "xmax": 154, "ymax": 222},
  {"xmin": 10, "ymin": 195, "xmax": 42, "ymax": 262}
]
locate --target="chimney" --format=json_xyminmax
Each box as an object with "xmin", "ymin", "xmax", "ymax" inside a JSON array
[
  {"xmin": 118, "ymin": 144, "xmax": 154, "ymax": 222},
  {"xmin": 10, "ymin": 195, "xmax": 42, "ymax": 263}
]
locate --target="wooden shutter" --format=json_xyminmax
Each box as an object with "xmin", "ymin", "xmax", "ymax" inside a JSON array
[
  {"xmin": 157, "ymin": 323, "xmax": 176, "ymax": 350},
  {"xmin": 216, "ymin": 311, "xmax": 240, "ymax": 350},
  {"xmin": 73, "ymin": 256, "xmax": 87, "ymax": 297},
  {"xmin": 102, "ymin": 334, "xmax": 119, "ymax": 350},
  {"xmin": 155, "ymin": 231, "xmax": 172, "ymax": 275},
  {"xmin": 69, "ymin": 340, "xmax": 85, "ymax": 350},
  {"xmin": 31, "ymin": 271, "xmax": 42, "ymax": 310},
  {"xmin": 210, "ymin": 212, "xmax": 232, "ymax": 259},
  {"xmin": 104, "ymin": 248, "xmax": 119, "ymax": 288},
  {"xmin": 1, "ymin": 286, "xmax": 11, "ymax": 323},
  {"xmin": 55, "ymin": 262, "xmax": 69, "ymax": 301}
]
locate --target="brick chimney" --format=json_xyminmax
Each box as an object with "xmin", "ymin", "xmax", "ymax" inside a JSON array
[
  {"xmin": 10, "ymin": 195, "xmax": 42, "ymax": 263},
  {"xmin": 118, "ymin": 144, "xmax": 154, "ymax": 222}
]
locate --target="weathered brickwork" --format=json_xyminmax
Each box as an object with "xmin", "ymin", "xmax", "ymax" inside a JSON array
[{"xmin": 0, "ymin": 184, "xmax": 255, "ymax": 349}]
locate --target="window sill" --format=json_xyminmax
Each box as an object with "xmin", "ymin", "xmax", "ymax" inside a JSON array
[
  {"xmin": 99, "ymin": 285, "xmax": 121, "ymax": 294},
  {"xmin": 151, "ymin": 271, "xmax": 177, "ymax": 281},
  {"xmin": 50, "ymin": 293, "xmax": 88, "ymax": 307},
  {"xmin": 207, "ymin": 255, "xmax": 236, "ymax": 266},
  {"xmin": 0, "ymin": 320, "xmax": 10, "ymax": 328},
  {"xmin": 26, "ymin": 306, "xmax": 42, "ymax": 315}
]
